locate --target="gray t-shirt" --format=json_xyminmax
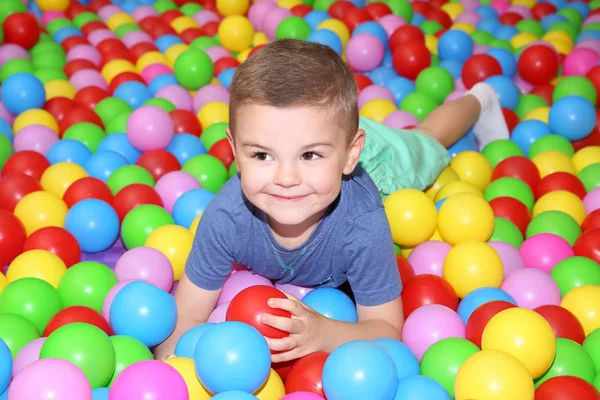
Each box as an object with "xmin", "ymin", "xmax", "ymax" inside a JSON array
[{"xmin": 184, "ymin": 165, "xmax": 402, "ymax": 307}]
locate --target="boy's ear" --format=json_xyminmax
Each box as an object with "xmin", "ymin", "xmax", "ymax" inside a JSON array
[
  {"xmin": 343, "ymin": 129, "xmax": 365, "ymax": 175},
  {"xmin": 226, "ymin": 127, "xmax": 236, "ymax": 157}
]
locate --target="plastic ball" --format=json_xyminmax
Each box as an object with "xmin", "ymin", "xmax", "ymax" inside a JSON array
[
  {"xmin": 301, "ymin": 288, "xmax": 358, "ymax": 323},
  {"xmin": 551, "ymin": 256, "xmax": 600, "ymax": 297},
  {"xmin": 401, "ymin": 274, "xmax": 458, "ymax": 317},
  {"xmin": 57, "ymin": 261, "xmax": 117, "ymax": 313},
  {"xmin": 383, "ymin": 189, "xmax": 437, "ymax": 248},
  {"xmin": 533, "ymin": 190, "xmax": 587, "ymax": 225},
  {"xmin": 114, "ymin": 246, "xmax": 174, "ymax": 292},
  {"xmin": 0, "ymin": 210, "xmax": 26, "ymax": 267},
  {"xmin": 535, "ymin": 337, "xmax": 595, "ymax": 389},
  {"xmin": 164, "ymin": 357, "xmax": 213, "ymax": 400},
  {"xmin": 44, "ymin": 305, "xmax": 110, "ymax": 337},
  {"xmin": 109, "ymin": 360, "xmax": 188, "ymax": 400},
  {"xmin": 526, "ymin": 210, "xmax": 581, "ymax": 246},
  {"xmin": 549, "ymin": 95, "xmax": 597, "ymax": 141},
  {"xmin": 218, "ymin": 15, "xmax": 254, "ymax": 52},
  {"xmin": 535, "ymin": 376, "xmax": 600, "ymax": 400},
  {"xmin": 173, "ymin": 49, "xmax": 214, "ymax": 90},
  {"xmin": 517, "ymin": 44, "xmax": 559, "ymax": 85},
  {"xmin": 174, "ymin": 323, "xmax": 215, "ymax": 359},
  {"xmin": 392, "ymin": 40, "xmax": 431, "ymax": 80},
  {"xmin": 461, "ymin": 54, "xmax": 503, "ymax": 89},
  {"xmin": 22, "ymin": 226, "xmax": 80, "ymax": 267},
  {"xmin": 535, "ymin": 305, "xmax": 586, "ymax": 345},
  {"xmin": 285, "ymin": 351, "xmax": 328, "ymax": 396},
  {"xmin": 126, "ymin": 105, "xmax": 174, "ymax": 152},
  {"xmin": 40, "ymin": 161, "xmax": 88, "ymax": 198},
  {"xmin": 6, "ymin": 249, "xmax": 66, "ymax": 289},
  {"xmin": 485, "ymin": 176, "xmax": 535, "ymax": 211},
  {"xmin": 1, "ymin": 73, "xmax": 46, "ymax": 115},
  {"xmin": 465, "ymin": 300, "xmax": 517, "ymax": 348},
  {"xmin": 3, "ymin": 12, "xmax": 41, "ymax": 50},
  {"xmin": 144, "ymin": 224, "xmax": 193, "ymax": 281},
  {"xmin": 501, "ymin": 267, "xmax": 562, "ymax": 310},
  {"xmin": 561, "ymin": 285, "xmax": 600, "ymax": 336},
  {"xmin": 438, "ymin": 193, "xmax": 494, "ymax": 244},
  {"xmin": 64, "ymin": 199, "xmax": 119, "ymax": 253}
]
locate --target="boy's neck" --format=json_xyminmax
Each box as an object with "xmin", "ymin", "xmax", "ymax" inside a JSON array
[{"xmin": 268, "ymin": 210, "xmax": 326, "ymax": 249}]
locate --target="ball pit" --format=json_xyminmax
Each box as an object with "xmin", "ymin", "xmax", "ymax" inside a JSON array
[{"xmin": 0, "ymin": 0, "xmax": 599, "ymax": 398}]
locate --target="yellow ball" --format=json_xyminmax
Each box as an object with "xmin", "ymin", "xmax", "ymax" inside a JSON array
[
  {"xmin": 551, "ymin": 76, "xmax": 565, "ymax": 86},
  {"xmin": 359, "ymin": 99, "xmax": 397, "ymax": 123},
  {"xmin": 136, "ymin": 51, "xmax": 169, "ymax": 73},
  {"xmin": 106, "ymin": 13, "xmax": 136, "ymax": 31},
  {"xmin": 253, "ymin": 32, "xmax": 269, "ymax": 47},
  {"xmin": 481, "ymin": 307, "xmax": 556, "ymax": 378},
  {"xmin": 41, "ymin": 162, "xmax": 88, "ymax": 198},
  {"xmin": 512, "ymin": 0, "xmax": 535, "ymax": 8},
  {"xmin": 443, "ymin": 241, "xmax": 504, "ymax": 298},
  {"xmin": 532, "ymin": 150, "xmax": 576, "ymax": 178},
  {"xmin": 145, "ymin": 225, "xmax": 193, "ymax": 281},
  {"xmin": 216, "ymin": 0, "xmax": 249, "ymax": 16},
  {"xmin": 254, "ymin": 369, "xmax": 286, "ymax": 399},
  {"xmin": 438, "ymin": 193, "xmax": 495, "ymax": 244},
  {"xmin": 401, "ymin": 246, "xmax": 414, "ymax": 258},
  {"xmin": 573, "ymin": 146, "xmax": 600, "ymax": 173},
  {"xmin": 6, "ymin": 249, "xmax": 67, "ymax": 288},
  {"xmin": 425, "ymin": 167, "xmax": 460, "ymax": 199},
  {"xmin": 433, "ymin": 180, "xmax": 483, "ymax": 202},
  {"xmin": 429, "ymin": 229, "xmax": 443, "ymax": 241},
  {"xmin": 36, "ymin": 0, "xmax": 69, "ymax": 11},
  {"xmin": 197, "ymin": 102, "xmax": 229, "ymax": 129},
  {"xmin": 236, "ymin": 48, "xmax": 252, "ymax": 63},
  {"xmin": 164, "ymin": 357, "xmax": 212, "ymax": 400},
  {"xmin": 14, "ymin": 109, "xmax": 59, "ymax": 134},
  {"xmin": 218, "ymin": 16, "xmax": 255, "ymax": 53},
  {"xmin": 0, "ymin": 273, "xmax": 6, "ymax": 294},
  {"xmin": 542, "ymin": 31, "xmax": 572, "ymax": 46},
  {"xmin": 189, "ymin": 213, "xmax": 203, "ymax": 236},
  {"xmin": 277, "ymin": 0, "xmax": 303, "ymax": 9},
  {"xmin": 425, "ymin": 35, "xmax": 439, "ymax": 55},
  {"xmin": 533, "ymin": 190, "xmax": 587, "ymax": 225},
  {"xmin": 441, "ymin": 3, "xmax": 465, "ymax": 20},
  {"xmin": 317, "ymin": 19, "xmax": 350, "ymax": 47},
  {"xmin": 44, "ymin": 80, "xmax": 76, "ymax": 100},
  {"xmin": 14, "ymin": 191, "xmax": 68, "ymax": 236},
  {"xmin": 454, "ymin": 350, "xmax": 535, "ymax": 400},
  {"xmin": 165, "ymin": 44, "xmax": 191, "ymax": 67},
  {"xmin": 383, "ymin": 189, "xmax": 437, "ymax": 248},
  {"xmin": 561, "ymin": 285, "xmax": 600, "ymax": 336},
  {"xmin": 522, "ymin": 106, "xmax": 550, "ymax": 123},
  {"xmin": 449, "ymin": 151, "xmax": 492, "ymax": 190},
  {"xmin": 450, "ymin": 22, "xmax": 476, "ymax": 35},
  {"xmin": 510, "ymin": 32, "xmax": 538, "ymax": 48},
  {"xmin": 210, "ymin": 77, "xmax": 222, "ymax": 86},
  {"xmin": 171, "ymin": 16, "xmax": 199, "ymax": 34},
  {"xmin": 101, "ymin": 59, "xmax": 137, "ymax": 84}
]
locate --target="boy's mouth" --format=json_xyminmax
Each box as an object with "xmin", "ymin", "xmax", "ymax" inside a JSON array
[{"xmin": 270, "ymin": 194, "xmax": 308, "ymax": 202}]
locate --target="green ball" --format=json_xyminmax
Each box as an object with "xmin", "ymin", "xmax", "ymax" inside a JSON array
[
  {"xmin": 578, "ymin": 163, "xmax": 600, "ymax": 192},
  {"xmin": 551, "ymin": 256, "xmax": 600, "ymax": 298},
  {"xmin": 57, "ymin": 261, "xmax": 118, "ymax": 313},
  {"xmin": 190, "ymin": 36, "xmax": 220, "ymax": 51},
  {"xmin": 109, "ymin": 335, "xmax": 153, "ymax": 386},
  {"xmin": 30, "ymin": 42, "xmax": 62, "ymax": 58},
  {"xmin": 276, "ymin": 16, "xmax": 311, "ymax": 40},
  {"xmin": 95, "ymin": 97, "xmax": 133, "ymax": 126},
  {"xmin": 121, "ymin": 204, "xmax": 175, "ymax": 249},
  {"xmin": 420, "ymin": 20, "xmax": 444, "ymax": 36},
  {"xmin": 378, "ymin": 0, "xmax": 413, "ymax": 23},
  {"xmin": 553, "ymin": 76, "xmax": 597, "ymax": 105},
  {"xmin": 144, "ymin": 98, "xmax": 176, "ymax": 113},
  {"xmin": 595, "ymin": 375, "xmax": 600, "ymax": 391},
  {"xmin": 0, "ymin": 59, "xmax": 34, "ymax": 82},
  {"xmin": 73, "ymin": 12, "xmax": 101, "ymax": 29},
  {"xmin": 559, "ymin": 8, "xmax": 584, "ymax": 28},
  {"xmin": 526, "ymin": 210, "xmax": 581, "ymax": 246},
  {"xmin": 489, "ymin": 217, "xmax": 524, "ymax": 249},
  {"xmin": 481, "ymin": 140, "xmax": 525, "ymax": 168},
  {"xmin": 0, "ymin": 313, "xmax": 40, "ymax": 357},
  {"xmin": 40, "ymin": 322, "xmax": 116, "ymax": 389},
  {"xmin": 400, "ymin": 91, "xmax": 438, "ymax": 121},
  {"xmin": 528, "ymin": 134, "xmax": 575, "ymax": 158},
  {"xmin": 488, "ymin": 39, "xmax": 513, "ymax": 52},
  {"xmin": 107, "ymin": 165, "xmax": 156, "ymax": 195},
  {"xmin": 105, "ymin": 112, "xmax": 132, "ymax": 135},
  {"xmin": 420, "ymin": 338, "xmax": 480, "ymax": 398},
  {"xmin": 415, "ymin": 67, "xmax": 455, "ymax": 104},
  {"xmin": 471, "ymin": 31, "xmax": 494, "ymax": 45},
  {"xmin": 591, "ymin": 0, "xmax": 600, "ymax": 9},
  {"xmin": 115, "ymin": 24, "xmax": 141, "ymax": 40},
  {"xmin": 0, "ymin": 278, "xmax": 62, "ymax": 335},
  {"xmin": 182, "ymin": 154, "xmax": 229, "ymax": 193},
  {"xmin": 32, "ymin": 51, "xmax": 67, "ymax": 70},
  {"xmin": 534, "ymin": 338, "xmax": 595, "ymax": 388},
  {"xmin": 515, "ymin": 94, "xmax": 548, "ymax": 120},
  {"xmin": 174, "ymin": 49, "xmax": 214, "ymax": 90},
  {"xmin": 313, "ymin": 0, "xmax": 335, "ymax": 10},
  {"xmin": 0, "ymin": 134, "xmax": 12, "ymax": 171},
  {"xmin": 201, "ymin": 122, "xmax": 228, "ymax": 150},
  {"xmin": 180, "ymin": 3, "xmax": 203, "ymax": 16},
  {"xmin": 63, "ymin": 122, "xmax": 106, "ymax": 153},
  {"xmin": 582, "ymin": 22, "xmax": 600, "ymax": 32},
  {"xmin": 583, "ymin": 329, "xmax": 600, "ymax": 374},
  {"xmin": 515, "ymin": 20, "xmax": 544, "ymax": 38},
  {"xmin": 34, "ymin": 68, "xmax": 68, "ymax": 84},
  {"xmin": 229, "ymin": 160, "xmax": 238, "ymax": 178},
  {"xmin": 153, "ymin": 0, "xmax": 178, "ymax": 12},
  {"xmin": 302, "ymin": 0, "xmax": 315, "ymax": 6},
  {"xmin": 46, "ymin": 19, "xmax": 74, "ymax": 35},
  {"xmin": 549, "ymin": 21, "xmax": 579, "ymax": 41},
  {"xmin": 0, "ymin": 0, "xmax": 27, "ymax": 25},
  {"xmin": 484, "ymin": 177, "xmax": 535, "ymax": 211}
]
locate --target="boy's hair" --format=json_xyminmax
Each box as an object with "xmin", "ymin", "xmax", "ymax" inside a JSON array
[{"xmin": 228, "ymin": 39, "xmax": 359, "ymax": 143}]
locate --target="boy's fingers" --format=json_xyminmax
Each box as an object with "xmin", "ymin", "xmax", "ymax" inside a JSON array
[
  {"xmin": 268, "ymin": 298, "xmax": 305, "ymax": 316},
  {"xmin": 260, "ymin": 313, "xmax": 303, "ymax": 334},
  {"xmin": 265, "ymin": 336, "xmax": 297, "ymax": 353}
]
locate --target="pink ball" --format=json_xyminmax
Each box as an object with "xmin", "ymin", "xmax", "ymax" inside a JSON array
[
  {"xmin": 520, "ymin": 233, "xmax": 574, "ymax": 274},
  {"xmin": 109, "ymin": 360, "xmax": 189, "ymax": 400},
  {"xmin": 513, "ymin": 74, "xmax": 533, "ymax": 94},
  {"xmin": 401, "ymin": 304, "xmax": 465, "ymax": 361},
  {"xmin": 488, "ymin": 241, "xmax": 525, "ymax": 278},
  {"xmin": 193, "ymin": 84, "xmax": 230, "ymax": 113},
  {"xmin": 346, "ymin": 33, "xmax": 384, "ymax": 73},
  {"xmin": 460, "ymin": 0, "xmax": 480, "ymax": 11},
  {"xmin": 490, "ymin": 0, "xmax": 510, "ymax": 14},
  {"xmin": 444, "ymin": 90, "xmax": 467, "ymax": 103},
  {"xmin": 500, "ymin": 268, "xmax": 561, "ymax": 309},
  {"xmin": 584, "ymin": 14, "xmax": 600, "ymax": 25},
  {"xmin": 98, "ymin": 5, "xmax": 122, "ymax": 21},
  {"xmin": 563, "ymin": 48, "xmax": 600, "ymax": 76},
  {"xmin": 155, "ymin": 84, "xmax": 193, "ymax": 112},
  {"xmin": 102, "ymin": 280, "xmax": 134, "ymax": 321},
  {"xmin": 0, "ymin": 44, "xmax": 29, "ymax": 68},
  {"xmin": 248, "ymin": 0, "xmax": 278, "ymax": 31},
  {"xmin": 12, "ymin": 338, "xmax": 46, "ymax": 379},
  {"xmin": 263, "ymin": 7, "xmax": 293, "ymax": 40},
  {"xmin": 274, "ymin": 283, "xmax": 314, "ymax": 300},
  {"xmin": 40, "ymin": 11, "xmax": 67, "ymax": 26},
  {"xmin": 378, "ymin": 14, "xmax": 406, "ymax": 37},
  {"xmin": 114, "ymin": 247, "xmax": 174, "ymax": 292},
  {"xmin": 506, "ymin": 5, "xmax": 532, "ymax": 19},
  {"xmin": 204, "ymin": 46, "xmax": 232, "ymax": 63},
  {"xmin": 454, "ymin": 77, "xmax": 466, "ymax": 91},
  {"xmin": 473, "ymin": 44, "xmax": 490, "ymax": 55},
  {"xmin": 455, "ymin": 10, "xmax": 481, "ymax": 25},
  {"xmin": 87, "ymin": 29, "xmax": 117, "ymax": 47},
  {"xmin": 153, "ymin": 171, "xmax": 201, "ymax": 214},
  {"xmin": 584, "ymin": 187, "xmax": 600, "ymax": 214},
  {"xmin": 576, "ymin": 39, "xmax": 600, "ymax": 57},
  {"xmin": 193, "ymin": 10, "xmax": 221, "ymax": 27},
  {"xmin": 69, "ymin": 69, "xmax": 108, "ymax": 91},
  {"xmin": 384, "ymin": 110, "xmax": 420, "ymax": 129},
  {"xmin": 126, "ymin": 105, "xmax": 175, "ymax": 152},
  {"xmin": 0, "ymin": 101, "xmax": 14, "ymax": 125},
  {"xmin": 208, "ymin": 301, "xmax": 229, "ymax": 323},
  {"xmin": 67, "ymin": 44, "xmax": 101, "ymax": 66},
  {"xmin": 358, "ymin": 85, "xmax": 395, "ymax": 109},
  {"xmin": 13, "ymin": 124, "xmax": 58, "ymax": 155},
  {"xmin": 281, "ymin": 393, "xmax": 326, "ymax": 400},
  {"xmin": 132, "ymin": 5, "xmax": 159, "ymax": 22},
  {"xmin": 7, "ymin": 358, "xmax": 92, "ymax": 400},
  {"xmin": 217, "ymin": 270, "xmax": 273, "ymax": 306},
  {"xmin": 407, "ymin": 241, "xmax": 452, "ymax": 277},
  {"xmin": 141, "ymin": 64, "xmax": 173, "ymax": 84},
  {"xmin": 121, "ymin": 31, "xmax": 153, "ymax": 49}
]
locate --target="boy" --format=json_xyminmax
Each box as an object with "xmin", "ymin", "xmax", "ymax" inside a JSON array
[{"xmin": 154, "ymin": 39, "xmax": 509, "ymax": 362}]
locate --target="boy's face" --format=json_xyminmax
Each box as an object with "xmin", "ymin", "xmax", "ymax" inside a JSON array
[{"xmin": 227, "ymin": 104, "xmax": 364, "ymax": 229}]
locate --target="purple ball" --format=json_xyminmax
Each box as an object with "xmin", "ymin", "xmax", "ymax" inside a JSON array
[
  {"xmin": 87, "ymin": 29, "xmax": 117, "ymax": 47},
  {"xmin": 132, "ymin": 5, "xmax": 159, "ymax": 22},
  {"xmin": 407, "ymin": 241, "xmax": 452, "ymax": 276},
  {"xmin": 155, "ymin": 84, "xmax": 193, "ymax": 111},
  {"xmin": 346, "ymin": 33, "xmax": 385, "ymax": 72},
  {"xmin": 66, "ymin": 44, "xmax": 101, "ymax": 66},
  {"xmin": 217, "ymin": 270, "xmax": 273, "ymax": 306},
  {"xmin": 13, "ymin": 124, "xmax": 58, "ymax": 155},
  {"xmin": 153, "ymin": 170, "xmax": 201, "ymax": 214},
  {"xmin": 584, "ymin": 14, "xmax": 600, "ymax": 26},
  {"xmin": 274, "ymin": 283, "xmax": 314, "ymax": 300},
  {"xmin": 500, "ymin": 267, "xmax": 561, "ymax": 309},
  {"xmin": 455, "ymin": 10, "xmax": 481, "ymax": 25},
  {"xmin": 126, "ymin": 105, "xmax": 175, "ymax": 152},
  {"xmin": 378, "ymin": 14, "xmax": 406, "ymax": 37},
  {"xmin": 263, "ymin": 7, "xmax": 293, "ymax": 40},
  {"xmin": 12, "ymin": 338, "xmax": 46, "ymax": 379},
  {"xmin": 358, "ymin": 85, "xmax": 396, "ymax": 109},
  {"xmin": 507, "ymin": 5, "xmax": 532, "ymax": 18},
  {"xmin": 248, "ymin": 0, "xmax": 278, "ymax": 31},
  {"xmin": 444, "ymin": 90, "xmax": 467, "ymax": 103},
  {"xmin": 204, "ymin": 46, "xmax": 232, "ymax": 63},
  {"xmin": 193, "ymin": 84, "xmax": 230, "ymax": 113},
  {"xmin": 40, "ymin": 11, "xmax": 67, "ymax": 26},
  {"xmin": 384, "ymin": 110, "xmax": 420, "ymax": 129},
  {"xmin": 97, "ymin": 5, "xmax": 122, "ymax": 22},
  {"xmin": 114, "ymin": 247, "xmax": 174, "ymax": 292},
  {"xmin": 488, "ymin": 241, "xmax": 525, "ymax": 278},
  {"xmin": 121, "ymin": 31, "xmax": 154, "ymax": 49},
  {"xmin": 460, "ymin": 0, "xmax": 480, "ymax": 10},
  {"xmin": 69, "ymin": 69, "xmax": 108, "ymax": 91},
  {"xmin": 584, "ymin": 187, "xmax": 600, "ymax": 214},
  {"xmin": 208, "ymin": 301, "xmax": 229, "ymax": 323},
  {"xmin": 0, "ymin": 101, "xmax": 15, "ymax": 124},
  {"xmin": 576, "ymin": 39, "xmax": 600, "ymax": 57},
  {"xmin": 0, "ymin": 44, "xmax": 30, "ymax": 68},
  {"xmin": 513, "ymin": 74, "xmax": 533, "ymax": 94},
  {"xmin": 193, "ymin": 10, "xmax": 221, "ymax": 27}
]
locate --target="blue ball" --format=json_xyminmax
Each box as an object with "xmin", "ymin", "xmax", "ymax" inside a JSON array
[
  {"xmin": 110, "ymin": 280, "xmax": 177, "ymax": 347},
  {"xmin": 52, "ymin": 26, "xmax": 83, "ymax": 44},
  {"xmin": 485, "ymin": 75, "xmax": 520, "ymax": 110},
  {"xmin": 372, "ymin": 338, "xmax": 419, "ymax": 380},
  {"xmin": 149, "ymin": 74, "xmax": 179, "ymax": 96},
  {"xmin": 354, "ymin": 22, "xmax": 388, "ymax": 48},
  {"xmin": 382, "ymin": 50, "xmax": 393, "ymax": 68},
  {"xmin": 393, "ymin": 375, "xmax": 451, "ymax": 400},
  {"xmin": 438, "ymin": 30, "xmax": 474, "ymax": 63},
  {"xmin": 347, "ymin": 0, "xmax": 365, "ymax": 6},
  {"xmin": 65, "ymin": 199, "xmax": 120, "ymax": 253},
  {"xmin": 167, "ymin": 133, "xmax": 207, "ymax": 165},
  {"xmin": 549, "ymin": 95, "xmax": 597, "ymax": 141},
  {"xmin": 302, "ymin": 287, "xmax": 357, "ymax": 323},
  {"xmin": 47, "ymin": 139, "xmax": 92, "ymax": 166},
  {"xmin": 547, "ymin": 0, "xmax": 568, "ymax": 9},
  {"xmin": 194, "ymin": 321, "xmax": 271, "ymax": 394},
  {"xmin": 495, "ymin": 25, "xmax": 518, "ymax": 41},
  {"xmin": 0, "ymin": 118, "xmax": 13, "ymax": 143},
  {"xmin": 368, "ymin": 66, "xmax": 398, "ymax": 86},
  {"xmin": 29, "ymin": 0, "xmax": 43, "ymax": 18},
  {"xmin": 541, "ymin": 14, "xmax": 568, "ymax": 31},
  {"xmin": 92, "ymin": 387, "xmax": 109, "ymax": 400},
  {"xmin": 447, "ymin": 130, "xmax": 478, "ymax": 157},
  {"xmin": 0, "ymin": 389, "xmax": 6, "ymax": 400},
  {"xmin": 155, "ymin": 34, "xmax": 183, "ymax": 53},
  {"xmin": 174, "ymin": 323, "xmax": 216, "ymax": 358},
  {"xmin": 411, "ymin": 13, "xmax": 426, "ymax": 26},
  {"xmin": 173, "ymin": 188, "xmax": 215, "ymax": 228},
  {"xmin": 476, "ymin": 18, "xmax": 501, "ymax": 34},
  {"xmin": 304, "ymin": 10, "xmax": 331, "ymax": 30},
  {"xmin": 456, "ymin": 287, "xmax": 517, "ymax": 323},
  {"xmin": 323, "ymin": 340, "xmax": 398, "ymax": 400},
  {"xmin": 437, "ymin": 59, "xmax": 462, "ymax": 79},
  {"xmin": 307, "ymin": 29, "xmax": 343, "ymax": 55},
  {"xmin": 510, "ymin": 120, "xmax": 551, "ymax": 154},
  {"xmin": 566, "ymin": 2, "xmax": 590, "ymax": 18},
  {"xmin": 97, "ymin": 133, "xmax": 142, "ymax": 163},
  {"xmin": 0, "ymin": 339, "xmax": 11, "ymax": 394},
  {"xmin": 121, "ymin": 0, "xmax": 141, "ymax": 13},
  {"xmin": 217, "ymin": 68, "xmax": 236, "ymax": 89},
  {"xmin": 1, "ymin": 73, "xmax": 46, "ymax": 115},
  {"xmin": 84, "ymin": 150, "xmax": 129, "ymax": 182},
  {"xmin": 435, "ymin": 198, "xmax": 447, "ymax": 211},
  {"xmin": 384, "ymin": 77, "xmax": 415, "ymax": 107},
  {"xmin": 485, "ymin": 48, "xmax": 517, "ymax": 78},
  {"xmin": 577, "ymin": 30, "xmax": 600, "ymax": 42},
  {"xmin": 475, "ymin": 5, "xmax": 498, "ymax": 20},
  {"xmin": 211, "ymin": 392, "xmax": 258, "ymax": 400},
  {"xmin": 114, "ymin": 81, "xmax": 153, "ymax": 110}
]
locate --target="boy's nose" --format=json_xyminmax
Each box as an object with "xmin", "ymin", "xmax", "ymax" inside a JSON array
[{"xmin": 274, "ymin": 163, "xmax": 301, "ymax": 187}]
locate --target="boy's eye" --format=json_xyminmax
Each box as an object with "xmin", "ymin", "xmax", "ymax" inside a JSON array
[
  {"xmin": 253, "ymin": 152, "xmax": 272, "ymax": 161},
  {"xmin": 302, "ymin": 152, "xmax": 320, "ymax": 161}
]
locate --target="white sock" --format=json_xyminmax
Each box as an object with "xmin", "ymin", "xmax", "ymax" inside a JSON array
[{"xmin": 467, "ymin": 82, "xmax": 510, "ymax": 150}]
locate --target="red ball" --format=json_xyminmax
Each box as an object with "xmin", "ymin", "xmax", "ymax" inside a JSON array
[
  {"xmin": 365, "ymin": 2, "xmax": 392, "ymax": 20},
  {"xmin": 517, "ymin": 45, "xmax": 559, "ymax": 86},
  {"xmin": 284, "ymin": 352, "xmax": 328, "ymax": 396},
  {"xmin": 97, "ymin": 38, "xmax": 128, "ymax": 56},
  {"xmin": 44, "ymin": 97, "xmax": 77, "ymax": 124},
  {"xmin": 81, "ymin": 21, "xmax": 107, "ymax": 37},
  {"xmin": 73, "ymin": 86, "xmax": 109, "ymax": 110},
  {"xmin": 100, "ymin": 50, "xmax": 135, "ymax": 69},
  {"xmin": 59, "ymin": 106, "xmax": 104, "ymax": 136},
  {"xmin": 502, "ymin": 107, "xmax": 519, "ymax": 133},
  {"xmin": 535, "ymin": 376, "xmax": 600, "ymax": 400},
  {"xmin": 396, "ymin": 254, "xmax": 415, "ymax": 285},
  {"xmin": 492, "ymin": 156, "xmax": 541, "ymax": 191},
  {"xmin": 465, "ymin": 300, "xmax": 517, "ymax": 348},
  {"xmin": 401, "ymin": 274, "xmax": 458, "ymax": 318},
  {"xmin": 412, "ymin": 1, "xmax": 431, "ymax": 15},
  {"xmin": 200, "ymin": 21, "xmax": 219, "ymax": 37},
  {"xmin": 44, "ymin": 306, "xmax": 111, "ymax": 337},
  {"xmin": 0, "ymin": 210, "xmax": 26, "ymax": 267},
  {"xmin": 208, "ymin": 139, "xmax": 234, "ymax": 169},
  {"xmin": 109, "ymin": 72, "xmax": 145, "ymax": 94},
  {"xmin": 201, "ymin": 0, "xmax": 217, "ymax": 12},
  {"xmin": 392, "ymin": 40, "xmax": 431, "ymax": 80},
  {"xmin": 534, "ymin": 305, "xmax": 585, "ymax": 344},
  {"xmin": 170, "ymin": 109, "xmax": 202, "ymax": 136},
  {"xmin": 328, "ymin": 1, "xmax": 356, "ymax": 20},
  {"xmin": 572, "ymin": 122, "xmax": 600, "ymax": 151},
  {"xmin": 498, "ymin": 12, "xmax": 523, "ymax": 26},
  {"xmin": 130, "ymin": 42, "xmax": 160, "ymax": 61},
  {"xmin": 62, "ymin": 177, "xmax": 114, "ymax": 209},
  {"xmin": 248, "ymin": 44, "xmax": 266, "ymax": 58},
  {"xmin": 530, "ymin": 83, "xmax": 554, "ymax": 106},
  {"xmin": 135, "ymin": 150, "xmax": 181, "ymax": 181},
  {"xmin": 488, "ymin": 196, "xmax": 531, "ymax": 236},
  {"xmin": 61, "ymin": 36, "xmax": 89, "ymax": 53},
  {"xmin": 462, "ymin": 54, "xmax": 503, "ymax": 89},
  {"xmin": 354, "ymin": 73, "xmax": 373, "ymax": 92},
  {"xmin": 291, "ymin": 4, "xmax": 312, "ymax": 17},
  {"xmin": 582, "ymin": 209, "xmax": 600, "ymax": 233},
  {"xmin": 573, "ymin": 228, "xmax": 600, "ymax": 264},
  {"xmin": 532, "ymin": 2, "xmax": 557, "ymax": 21},
  {"xmin": 88, "ymin": 0, "xmax": 111, "ymax": 12},
  {"xmin": 66, "ymin": 2, "xmax": 88, "ymax": 19},
  {"xmin": 586, "ymin": 65, "xmax": 600, "ymax": 107},
  {"xmin": 424, "ymin": 8, "xmax": 452, "ymax": 29},
  {"xmin": 2, "ymin": 13, "xmax": 40, "ymax": 49},
  {"xmin": 389, "ymin": 25, "xmax": 425, "ymax": 54},
  {"xmin": 112, "ymin": 183, "xmax": 164, "ymax": 221},
  {"xmin": 429, "ymin": 0, "xmax": 449, "ymax": 9},
  {"xmin": 1, "ymin": 152, "xmax": 50, "ymax": 182},
  {"xmin": 64, "ymin": 59, "xmax": 99, "ymax": 79},
  {"xmin": 341, "ymin": 7, "xmax": 373, "ymax": 32},
  {"xmin": 0, "ymin": 173, "xmax": 43, "ymax": 212},
  {"xmin": 139, "ymin": 16, "xmax": 163, "ymax": 32},
  {"xmin": 274, "ymin": 360, "xmax": 296, "ymax": 382},
  {"xmin": 535, "ymin": 172, "xmax": 587, "ymax": 200},
  {"xmin": 22, "ymin": 227, "xmax": 81, "ymax": 268},
  {"xmin": 225, "ymin": 285, "xmax": 291, "ymax": 339},
  {"xmin": 161, "ymin": 10, "xmax": 183, "ymax": 24},
  {"xmin": 214, "ymin": 57, "xmax": 240, "ymax": 76},
  {"xmin": 180, "ymin": 28, "xmax": 205, "ymax": 44}
]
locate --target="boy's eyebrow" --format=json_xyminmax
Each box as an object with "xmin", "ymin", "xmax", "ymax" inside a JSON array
[
  {"xmin": 242, "ymin": 142, "xmax": 273, "ymax": 151},
  {"xmin": 301, "ymin": 141, "xmax": 334, "ymax": 150}
]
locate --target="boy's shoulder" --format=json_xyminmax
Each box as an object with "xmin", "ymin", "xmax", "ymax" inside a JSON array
[
  {"xmin": 203, "ymin": 173, "xmax": 248, "ymax": 216},
  {"xmin": 339, "ymin": 165, "xmax": 385, "ymax": 221}
]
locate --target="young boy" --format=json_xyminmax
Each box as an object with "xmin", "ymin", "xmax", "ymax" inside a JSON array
[{"xmin": 154, "ymin": 39, "xmax": 509, "ymax": 362}]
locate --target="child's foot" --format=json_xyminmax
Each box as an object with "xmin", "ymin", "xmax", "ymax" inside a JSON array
[{"xmin": 467, "ymin": 82, "xmax": 510, "ymax": 149}]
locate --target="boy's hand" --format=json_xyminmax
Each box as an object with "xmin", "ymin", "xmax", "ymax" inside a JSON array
[{"xmin": 260, "ymin": 294, "xmax": 330, "ymax": 363}]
